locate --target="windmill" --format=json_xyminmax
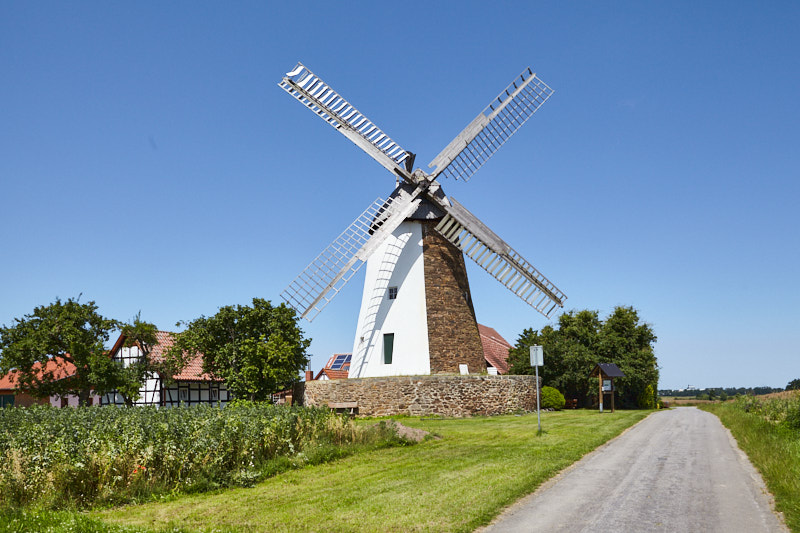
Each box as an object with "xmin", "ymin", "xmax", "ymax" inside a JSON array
[{"xmin": 279, "ymin": 63, "xmax": 566, "ymax": 379}]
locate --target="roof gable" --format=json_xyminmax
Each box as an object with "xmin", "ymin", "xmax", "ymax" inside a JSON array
[
  {"xmin": 110, "ymin": 330, "xmax": 219, "ymax": 382},
  {"xmin": 478, "ymin": 324, "xmax": 512, "ymax": 374}
]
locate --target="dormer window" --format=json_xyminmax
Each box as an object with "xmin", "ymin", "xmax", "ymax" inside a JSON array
[{"xmin": 388, "ymin": 286, "xmax": 398, "ymax": 300}]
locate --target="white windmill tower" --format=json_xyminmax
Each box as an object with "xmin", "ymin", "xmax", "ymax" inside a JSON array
[{"xmin": 279, "ymin": 63, "xmax": 566, "ymax": 379}]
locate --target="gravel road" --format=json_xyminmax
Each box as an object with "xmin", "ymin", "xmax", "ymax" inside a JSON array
[{"xmin": 480, "ymin": 407, "xmax": 787, "ymax": 532}]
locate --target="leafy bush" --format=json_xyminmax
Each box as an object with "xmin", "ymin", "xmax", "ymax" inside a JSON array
[
  {"xmin": 0, "ymin": 403, "xmax": 407, "ymax": 510},
  {"xmin": 638, "ymin": 384, "xmax": 656, "ymax": 409},
  {"xmin": 540, "ymin": 386, "xmax": 566, "ymax": 410}
]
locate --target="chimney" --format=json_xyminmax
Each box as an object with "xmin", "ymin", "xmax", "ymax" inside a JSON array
[{"xmin": 305, "ymin": 370, "xmax": 314, "ymax": 382}]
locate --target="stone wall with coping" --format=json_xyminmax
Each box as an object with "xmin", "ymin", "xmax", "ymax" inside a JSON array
[{"xmin": 302, "ymin": 374, "xmax": 540, "ymax": 417}]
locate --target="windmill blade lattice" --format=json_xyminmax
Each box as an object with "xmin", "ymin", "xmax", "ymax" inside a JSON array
[
  {"xmin": 428, "ymin": 68, "xmax": 553, "ymax": 182},
  {"xmin": 279, "ymin": 63, "xmax": 412, "ymax": 176},
  {"xmin": 434, "ymin": 198, "xmax": 566, "ymax": 318},
  {"xmin": 281, "ymin": 190, "xmax": 422, "ymax": 321}
]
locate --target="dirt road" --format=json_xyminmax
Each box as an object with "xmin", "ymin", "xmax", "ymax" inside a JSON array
[{"xmin": 481, "ymin": 407, "xmax": 787, "ymax": 532}]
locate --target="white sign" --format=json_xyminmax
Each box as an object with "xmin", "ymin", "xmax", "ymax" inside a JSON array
[
  {"xmin": 529, "ymin": 345, "xmax": 543, "ymax": 367},
  {"xmin": 603, "ymin": 379, "xmax": 612, "ymax": 392}
]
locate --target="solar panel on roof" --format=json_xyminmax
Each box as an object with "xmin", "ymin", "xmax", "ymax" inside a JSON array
[{"xmin": 329, "ymin": 354, "xmax": 352, "ymax": 370}]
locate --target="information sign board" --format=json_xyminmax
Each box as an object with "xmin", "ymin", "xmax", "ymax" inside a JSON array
[{"xmin": 529, "ymin": 345, "xmax": 544, "ymax": 367}]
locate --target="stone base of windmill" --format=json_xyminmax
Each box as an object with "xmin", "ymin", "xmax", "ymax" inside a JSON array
[{"xmin": 301, "ymin": 374, "xmax": 540, "ymax": 417}]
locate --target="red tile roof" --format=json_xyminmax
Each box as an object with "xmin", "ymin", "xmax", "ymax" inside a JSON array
[
  {"xmin": 0, "ymin": 359, "xmax": 78, "ymax": 391},
  {"xmin": 478, "ymin": 324, "xmax": 512, "ymax": 375},
  {"xmin": 315, "ymin": 368, "xmax": 349, "ymax": 380},
  {"xmin": 111, "ymin": 330, "xmax": 220, "ymax": 382}
]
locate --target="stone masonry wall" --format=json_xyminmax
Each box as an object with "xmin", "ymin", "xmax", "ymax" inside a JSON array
[
  {"xmin": 303, "ymin": 375, "xmax": 540, "ymax": 417},
  {"xmin": 422, "ymin": 221, "xmax": 486, "ymax": 374}
]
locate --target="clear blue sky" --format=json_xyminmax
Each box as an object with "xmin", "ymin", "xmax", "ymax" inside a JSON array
[{"xmin": 1, "ymin": 2, "xmax": 798, "ymax": 390}]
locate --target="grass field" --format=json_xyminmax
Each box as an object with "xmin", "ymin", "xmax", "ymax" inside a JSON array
[
  {"xmin": 87, "ymin": 410, "xmax": 651, "ymax": 533},
  {"xmin": 702, "ymin": 402, "xmax": 800, "ymax": 532}
]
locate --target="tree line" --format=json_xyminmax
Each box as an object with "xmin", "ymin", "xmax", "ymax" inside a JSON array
[
  {"xmin": 507, "ymin": 306, "xmax": 659, "ymax": 409},
  {"xmin": 659, "ymin": 386, "xmax": 787, "ymax": 398},
  {"xmin": 0, "ymin": 296, "xmax": 309, "ymax": 406}
]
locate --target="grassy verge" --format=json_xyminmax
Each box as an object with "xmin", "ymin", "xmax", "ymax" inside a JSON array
[
  {"xmin": 89, "ymin": 410, "xmax": 650, "ymax": 533},
  {"xmin": 701, "ymin": 402, "xmax": 800, "ymax": 531}
]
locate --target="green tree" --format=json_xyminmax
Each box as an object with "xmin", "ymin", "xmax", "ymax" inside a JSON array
[
  {"xmin": 597, "ymin": 306, "xmax": 658, "ymax": 408},
  {"xmin": 508, "ymin": 310, "xmax": 602, "ymax": 406},
  {"xmin": 509, "ymin": 306, "xmax": 658, "ymax": 408},
  {"xmin": 787, "ymin": 379, "xmax": 800, "ymax": 391},
  {"xmin": 166, "ymin": 298, "xmax": 310, "ymax": 401},
  {"xmin": 0, "ymin": 298, "xmax": 158, "ymax": 406}
]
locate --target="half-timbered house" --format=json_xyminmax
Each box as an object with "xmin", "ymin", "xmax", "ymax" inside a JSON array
[{"xmin": 101, "ymin": 330, "xmax": 230, "ymax": 407}]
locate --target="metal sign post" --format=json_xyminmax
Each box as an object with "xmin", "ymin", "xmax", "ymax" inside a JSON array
[{"xmin": 530, "ymin": 345, "xmax": 543, "ymax": 433}]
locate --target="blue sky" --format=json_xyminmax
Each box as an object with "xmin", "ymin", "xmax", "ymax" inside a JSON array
[{"xmin": 1, "ymin": 1, "xmax": 798, "ymax": 390}]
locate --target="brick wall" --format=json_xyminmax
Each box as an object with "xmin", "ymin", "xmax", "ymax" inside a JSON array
[
  {"xmin": 422, "ymin": 221, "xmax": 485, "ymax": 374},
  {"xmin": 303, "ymin": 374, "xmax": 539, "ymax": 417}
]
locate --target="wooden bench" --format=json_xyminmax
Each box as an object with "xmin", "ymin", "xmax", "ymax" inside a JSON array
[
  {"xmin": 328, "ymin": 401, "xmax": 358, "ymax": 415},
  {"xmin": 564, "ymin": 398, "xmax": 578, "ymax": 409}
]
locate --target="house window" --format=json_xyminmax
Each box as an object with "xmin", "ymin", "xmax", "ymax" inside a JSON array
[
  {"xmin": 0, "ymin": 395, "xmax": 14, "ymax": 408},
  {"xmin": 179, "ymin": 388, "xmax": 188, "ymax": 402},
  {"xmin": 383, "ymin": 333, "xmax": 394, "ymax": 364},
  {"xmin": 388, "ymin": 286, "xmax": 398, "ymax": 300},
  {"xmin": 211, "ymin": 388, "xmax": 219, "ymax": 402}
]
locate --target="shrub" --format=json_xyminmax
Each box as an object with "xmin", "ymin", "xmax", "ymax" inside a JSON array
[
  {"xmin": 540, "ymin": 386, "xmax": 566, "ymax": 410},
  {"xmin": 638, "ymin": 384, "xmax": 656, "ymax": 409}
]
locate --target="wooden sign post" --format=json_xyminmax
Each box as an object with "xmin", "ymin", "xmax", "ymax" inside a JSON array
[{"xmin": 590, "ymin": 363, "xmax": 625, "ymax": 414}]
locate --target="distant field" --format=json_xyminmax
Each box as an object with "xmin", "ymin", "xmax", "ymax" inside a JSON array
[
  {"xmin": 760, "ymin": 389, "xmax": 800, "ymax": 400},
  {"xmin": 663, "ymin": 390, "xmax": 799, "ymax": 406},
  {"xmin": 661, "ymin": 397, "xmax": 714, "ymax": 406},
  {"xmin": 662, "ymin": 397, "xmax": 718, "ymax": 407},
  {"xmin": 94, "ymin": 410, "xmax": 652, "ymax": 533}
]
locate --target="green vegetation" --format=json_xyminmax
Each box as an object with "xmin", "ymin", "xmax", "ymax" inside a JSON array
[
  {"xmin": 702, "ymin": 395, "xmax": 800, "ymax": 531},
  {"xmin": 0, "ymin": 509, "xmax": 153, "ymax": 533},
  {"xmin": 91, "ymin": 410, "xmax": 651, "ymax": 533},
  {"xmin": 540, "ymin": 386, "xmax": 565, "ymax": 410},
  {"xmin": 0, "ymin": 403, "xmax": 403, "ymax": 511},
  {"xmin": 166, "ymin": 298, "xmax": 310, "ymax": 401},
  {"xmin": 508, "ymin": 306, "xmax": 658, "ymax": 408},
  {"xmin": 0, "ymin": 297, "xmax": 161, "ymax": 406}
]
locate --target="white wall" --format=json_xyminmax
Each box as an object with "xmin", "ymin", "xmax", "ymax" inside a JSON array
[
  {"xmin": 50, "ymin": 392, "xmax": 101, "ymax": 407},
  {"xmin": 350, "ymin": 221, "xmax": 430, "ymax": 378}
]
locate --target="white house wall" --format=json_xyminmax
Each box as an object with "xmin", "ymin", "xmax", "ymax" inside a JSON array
[{"xmin": 350, "ymin": 221, "xmax": 430, "ymax": 378}]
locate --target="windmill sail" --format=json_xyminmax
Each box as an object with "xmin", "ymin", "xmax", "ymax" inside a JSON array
[
  {"xmin": 281, "ymin": 188, "xmax": 422, "ymax": 321},
  {"xmin": 433, "ymin": 197, "xmax": 566, "ymax": 318},
  {"xmin": 428, "ymin": 68, "xmax": 553, "ymax": 182},
  {"xmin": 279, "ymin": 63, "xmax": 412, "ymax": 177}
]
